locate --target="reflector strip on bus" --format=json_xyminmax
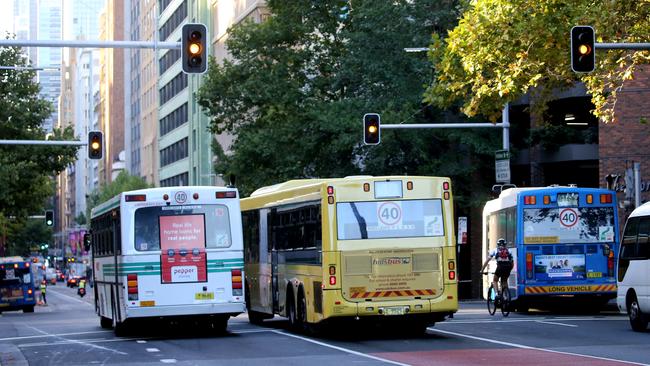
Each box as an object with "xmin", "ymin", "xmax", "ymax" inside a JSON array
[
  {"xmin": 524, "ymin": 284, "xmax": 616, "ymax": 294},
  {"xmin": 103, "ymin": 258, "xmax": 243, "ymax": 276},
  {"xmin": 350, "ymin": 289, "xmax": 436, "ymax": 298}
]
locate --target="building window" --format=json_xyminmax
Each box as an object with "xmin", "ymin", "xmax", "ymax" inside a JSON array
[
  {"xmin": 159, "ymin": 1, "xmax": 187, "ymax": 41},
  {"xmin": 160, "ymin": 137, "xmax": 188, "ymax": 167},
  {"xmin": 160, "ymin": 172, "xmax": 189, "ymax": 187},
  {"xmin": 160, "ymin": 102, "xmax": 188, "ymax": 136},
  {"xmin": 159, "ymin": 72, "xmax": 187, "ymax": 105}
]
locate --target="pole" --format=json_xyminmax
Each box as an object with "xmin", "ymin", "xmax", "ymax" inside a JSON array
[
  {"xmin": 596, "ymin": 43, "xmax": 650, "ymax": 50},
  {"xmin": 0, "ymin": 140, "xmax": 87, "ymax": 146},
  {"xmin": 502, "ymin": 103, "xmax": 510, "ymax": 151},
  {"xmin": 0, "ymin": 39, "xmax": 180, "ymax": 50}
]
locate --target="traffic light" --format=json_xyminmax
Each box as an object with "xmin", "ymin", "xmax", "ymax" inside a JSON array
[
  {"xmin": 571, "ymin": 26, "xmax": 595, "ymax": 73},
  {"xmin": 45, "ymin": 210, "xmax": 54, "ymax": 227},
  {"xmin": 181, "ymin": 23, "xmax": 208, "ymax": 74},
  {"xmin": 363, "ymin": 113, "xmax": 381, "ymax": 145},
  {"xmin": 88, "ymin": 131, "xmax": 103, "ymax": 160}
]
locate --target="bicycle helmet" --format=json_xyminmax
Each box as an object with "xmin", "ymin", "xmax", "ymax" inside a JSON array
[{"xmin": 497, "ymin": 238, "xmax": 507, "ymax": 247}]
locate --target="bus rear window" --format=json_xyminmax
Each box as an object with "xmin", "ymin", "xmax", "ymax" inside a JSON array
[
  {"xmin": 135, "ymin": 205, "xmax": 232, "ymax": 251},
  {"xmin": 523, "ymin": 207, "xmax": 615, "ymax": 244},
  {"xmin": 336, "ymin": 199, "xmax": 444, "ymax": 240}
]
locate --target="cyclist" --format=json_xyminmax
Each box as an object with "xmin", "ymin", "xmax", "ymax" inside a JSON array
[{"xmin": 479, "ymin": 238, "xmax": 513, "ymax": 298}]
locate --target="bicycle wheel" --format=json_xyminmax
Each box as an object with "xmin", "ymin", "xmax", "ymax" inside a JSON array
[
  {"xmin": 487, "ymin": 285, "xmax": 497, "ymax": 315},
  {"xmin": 500, "ymin": 286, "xmax": 511, "ymax": 317}
]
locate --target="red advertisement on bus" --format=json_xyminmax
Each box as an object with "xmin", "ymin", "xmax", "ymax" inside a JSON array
[{"xmin": 160, "ymin": 214, "xmax": 207, "ymax": 283}]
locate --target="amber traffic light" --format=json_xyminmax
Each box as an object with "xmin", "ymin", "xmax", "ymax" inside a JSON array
[
  {"xmin": 88, "ymin": 131, "xmax": 103, "ymax": 160},
  {"xmin": 363, "ymin": 113, "xmax": 381, "ymax": 145},
  {"xmin": 182, "ymin": 23, "xmax": 208, "ymax": 74},
  {"xmin": 571, "ymin": 26, "xmax": 595, "ymax": 73}
]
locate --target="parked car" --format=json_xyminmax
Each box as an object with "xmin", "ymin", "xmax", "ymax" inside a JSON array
[{"xmin": 617, "ymin": 201, "xmax": 650, "ymax": 332}]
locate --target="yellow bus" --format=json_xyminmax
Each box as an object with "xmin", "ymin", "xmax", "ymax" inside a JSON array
[{"xmin": 242, "ymin": 176, "xmax": 457, "ymax": 333}]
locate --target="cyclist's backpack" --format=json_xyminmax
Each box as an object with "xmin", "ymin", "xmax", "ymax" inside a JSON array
[{"xmin": 496, "ymin": 246, "xmax": 512, "ymax": 263}]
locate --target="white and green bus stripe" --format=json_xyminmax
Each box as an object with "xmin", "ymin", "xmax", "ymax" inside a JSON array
[{"xmin": 102, "ymin": 258, "xmax": 243, "ymax": 276}]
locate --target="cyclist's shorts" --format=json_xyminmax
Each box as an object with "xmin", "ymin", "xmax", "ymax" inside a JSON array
[{"xmin": 495, "ymin": 263, "xmax": 513, "ymax": 279}]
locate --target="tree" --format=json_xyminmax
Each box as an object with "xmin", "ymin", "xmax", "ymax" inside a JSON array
[
  {"xmin": 425, "ymin": 0, "xmax": 650, "ymax": 123},
  {"xmin": 0, "ymin": 39, "xmax": 79, "ymax": 255},
  {"xmin": 198, "ymin": 0, "xmax": 490, "ymax": 199},
  {"xmin": 86, "ymin": 171, "xmax": 152, "ymax": 218}
]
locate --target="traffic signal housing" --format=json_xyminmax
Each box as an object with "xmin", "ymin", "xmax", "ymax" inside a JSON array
[
  {"xmin": 45, "ymin": 210, "xmax": 54, "ymax": 227},
  {"xmin": 363, "ymin": 113, "xmax": 381, "ymax": 145},
  {"xmin": 182, "ymin": 23, "xmax": 208, "ymax": 74},
  {"xmin": 571, "ymin": 26, "xmax": 595, "ymax": 73},
  {"xmin": 88, "ymin": 131, "xmax": 103, "ymax": 160}
]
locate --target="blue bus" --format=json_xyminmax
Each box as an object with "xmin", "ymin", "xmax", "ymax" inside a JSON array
[
  {"xmin": 0, "ymin": 257, "xmax": 38, "ymax": 313},
  {"xmin": 481, "ymin": 186, "xmax": 619, "ymax": 311}
]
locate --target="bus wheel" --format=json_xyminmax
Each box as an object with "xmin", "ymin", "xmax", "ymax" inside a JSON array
[
  {"xmin": 628, "ymin": 294, "xmax": 649, "ymax": 332},
  {"xmin": 287, "ymin": 292, "xmax": 299, "ymax": 330},
  {"xmin": 211, "ymin": 316, "xmax": 228, "ymax": 333},
  {"xmin": 23, "ymin": 306, "xmax": 34, "ymax": 313},
  {"xmin": 114, "ymin": 321, "xmax": 128, "ymax": 337},
  {"xmin": 298, "ymin": 290, "xmax": 308, "ymax": 333},
  {"xmin": 100, "ymin": 316, "xmax": 112, "ymax": 329}
]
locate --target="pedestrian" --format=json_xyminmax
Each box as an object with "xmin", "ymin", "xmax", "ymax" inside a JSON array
[{"xmin": 40, "ymin": 280, "xmax": 47, "ymax": 305}]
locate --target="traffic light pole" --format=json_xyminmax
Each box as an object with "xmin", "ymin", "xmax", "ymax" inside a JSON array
[
  {"xmin": 0, "ymin": 39, "xmax": 180, "ymax": 49},
  {"xmin": 596, "ymin": 43, "xmax": 650, "ymax": 50},
  {"xmin": 0, "ymin": 140, "xmax": 87, "ymax": 146},
  {"xmin": 381, "ymin": 103, "xmax": 511, "ymax": 151}
]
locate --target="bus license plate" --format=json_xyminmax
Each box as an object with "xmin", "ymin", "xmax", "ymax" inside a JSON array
[
  {"xmin": 195, "ymin": 292, "xmax": 214, "ymax": 300},
  {"xmin": 587, "ymin": 272, "xmax": 602, "ymax": 278},
  {"xmin": 383, "ymin": 307, "xmax": 406, "ymax": 316}
]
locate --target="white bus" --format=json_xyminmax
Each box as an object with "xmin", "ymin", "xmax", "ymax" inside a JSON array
[
  {"xmin": 617, "ymin": 201, "xmax": 650, "ymax": 332},
  {"xmin": 89, "ymin": 186, "xmax": 245, "ymax": 335}
]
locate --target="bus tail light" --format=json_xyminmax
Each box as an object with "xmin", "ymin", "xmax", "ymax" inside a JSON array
[
  {"xmin": 526, "ymin": 252, "xmax": 533, "ymax": 279},
  {"xmin": 448, "ymin": 270, "xmax": 456, "ymax": 280},
  {"xmin": 127, "ymin": 274, "xmax": 138, "ymax": 301},
  {"xmin": 125, "ymin": 194, "xmax": 146, "ymax": 202},
  {"xmin": 363, "ymin": 183, "xmax": 370, "ymax": 192},
  {"xmin": 543, "ymin": 195, "xmax": 550, "ymax": 205},
  {"xmin": 27, "ymin": 289, "xmax": 33, "ymax": 295},
  {"xmin": 232, "ymin": 269, "xmax": 243, "ymax": 296},
  {"xmin": 442, "ymin": 181, "xmax": 450, "ymax": 200},
  {"xmin": 329, "ymin": 275, "xmax": 337, "ymax": 286},
  {"xmin": 524, "ymin": 196, "xmax": 536, "ymax": 205},
  {"xmin": 607, "ymin": 251, "xmax": 615, "ymax": 277},
  {"xmin": 329, "ymin": 265, "xmax": 336, "ymax": 275},
  {"xmin": 407, "ymin": 181, "xmax": 413, "ymax": 190},
  {"xmin": 216, "ymin": 191, "xmax": 237, "ymax": 198},
  {"xmin": 327, "ymin": 186, "xmax": 334, "ymax": 204},
  {"xmin": 600, "ymin": 193, "xmax": 612, "ymax": 204}
]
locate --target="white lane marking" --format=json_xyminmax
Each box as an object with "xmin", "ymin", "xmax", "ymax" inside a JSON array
[
  {"xmin": 19, "ymin": 337, "xmax": 151, "ymax": 347},
  {"xmin": 160, "ymin": 359, "xmax": 177, "ymax": 363},
  {"xmin": 535, "ymin": 320, "xmax": 578, "ymax": 327},
  {"xmin": 24, "ymin": 325, "xmax": 127, "ymax": 355},
  {"xmin": 0, "ymin": 330, "xmax": 112, "ymax": 342},
  {"xmin": 147, "ymin": 348, "xmax": 160, "ymax": 352},
  {"xmin": 429, "ymin": 327, "xmax": 646, "ymax": 365},
  {"xmin": 47, "ymin": 288, "xmax": 93, "ymax": 306},
  {"xmin": 231, "ymin": 329, "xmax": 275, "ymax": 334},
  {"xmin": 440, "ymin": 317, "xmax": 626, "ymax": 325},
  {"xmin": 271, "ymin": 330, "xmax": 410, "ymax": 366},
  {"xmin": 137, "ymin": 340, "xmax": 147, "ymax": 344}
]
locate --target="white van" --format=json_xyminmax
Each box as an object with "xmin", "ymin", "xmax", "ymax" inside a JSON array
[{"xmin": 617, "ymin": 201, "xmax": 650, "ymax": 332}]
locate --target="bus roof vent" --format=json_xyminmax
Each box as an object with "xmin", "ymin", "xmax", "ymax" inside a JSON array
[{"xmin": 568, "ymin": 184, "xmax": 578, "ymax": 188}]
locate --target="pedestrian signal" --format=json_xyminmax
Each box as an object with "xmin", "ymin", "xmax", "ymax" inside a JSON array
[
  {"xmin": 182, "ymin": 23, "xmax": 208, "ymax": 74},
  {"xmin": 571, "ymin": 26, "xmax": 595, "ymax": 73},
  {"xmin": 88, "ymin": 131, "xmax": 103, "ymax": 160},
  {"xmin": 45, "ymin": 210, "xmax": 54, "ymax": 227},
  {"xmin": 363, "ymin": 113, "xmax": 381, "ymax": 145}
]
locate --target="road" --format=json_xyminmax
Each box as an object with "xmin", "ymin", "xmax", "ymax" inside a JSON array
[{"xmin": 0, "ymin": 284, "xmax": 648, "ymax": 366}]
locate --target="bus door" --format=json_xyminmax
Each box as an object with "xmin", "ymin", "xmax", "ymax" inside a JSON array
[
  {"xmin": 269, "ymin": 209, "xmax": 280, "ymax": 313},
  {"xmin": 258, "ymin": 209, "xmax": 273, "ymax": 312}
]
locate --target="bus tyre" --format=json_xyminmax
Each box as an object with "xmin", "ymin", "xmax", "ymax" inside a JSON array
[
  {"xmin": 23, "ymin": 306, "xmax": 34, "ymax": 313},
  {"xmin": 114, "ymin": 321, "xmax": 128, "ymax": 337},
  {"xmin": 211, "ymin": 316, "xmax": 228, "ymax": 333},
  {"xmin": 100, "ymin": 316, "xmax": 112, "ymax": 329},
  {"xmin": 287, "ymin": 291, "xmax": 299, "ymax": 331},
  {"xmin": 298, "ymin": 290, "xmax": 308, "ymax": 333},
  {"xmin": 628, "ymin": 294, "xmax": 648, "ymax": 332}
]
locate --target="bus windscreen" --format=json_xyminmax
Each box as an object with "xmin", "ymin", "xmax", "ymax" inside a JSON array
[
  {"xmin": 523, "ymin": 207, "xmax": 616, "ymax": 244},
  {"xmin": 337, "ymin": 199, "xmax": 444, "ymax": 240}
]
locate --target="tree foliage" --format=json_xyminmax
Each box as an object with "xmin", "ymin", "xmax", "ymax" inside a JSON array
[
  {"xmin": 86, "ymin": 171, "xmax": 152, "ymax": 217},
  {"xmin": 199, "ymin": 0, "xmax": 498, "ymax": 203},
  {"xmin": 425, "ymin": 0, "xmax": 650, "ymax": 123},
  {"xmin": 0, "ymin": 40, "xmax": 80, "ymax": 255}
]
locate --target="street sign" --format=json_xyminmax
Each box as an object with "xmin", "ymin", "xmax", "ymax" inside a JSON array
[{"xmin": 495, "ymin": 149, "xmax": 511, "ymax": 183}]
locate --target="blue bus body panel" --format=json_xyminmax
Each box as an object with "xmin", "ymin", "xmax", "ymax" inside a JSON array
[
  {"xmin": 514, "ymin": 187, "xmax": 619, "ymax": 300},
  {"xmin": 0, "ymin": 261, "xmax": 38, "ymax": 311}
]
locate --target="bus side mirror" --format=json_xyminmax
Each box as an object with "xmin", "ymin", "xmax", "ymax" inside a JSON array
[{"xmin": 83, "ymin": 233, "xmax": 91, "ymax": 252}]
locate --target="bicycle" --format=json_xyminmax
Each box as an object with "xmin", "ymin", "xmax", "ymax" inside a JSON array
[{"xmin": 481, "ymin": 272, "xmax": 511, "ymax": 317}]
